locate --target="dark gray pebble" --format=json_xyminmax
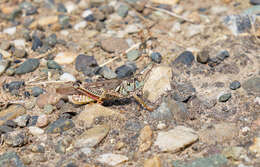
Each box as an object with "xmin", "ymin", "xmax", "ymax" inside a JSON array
[
  {"xmin": 115, "ymin": 62, "xmax": 137, "ymax": 78},
  {"xmin": 57, "ymin": 3, "xmax": 67, "ymax": 13},
  {"xmin": 28, "ymin": 116, "xmax": 38, "ymax": 126},
  {"xmin": 216, "ymin": 50, "xmax": 230, "ymax": 61},
  {"xmin": 15, "ymin": 58, "xmax": 39, "ymax": 75},
  {"xmin": 47, "ymin": 60, "xmax": 62, "ymax": 70},
  {"xmin": 75, "ymin": 54, "xmax": 98, "ymax": 76},
  {"xmin": 150, "ymin": 52, "xmax": 162, "ymax": 63},
  {"xmin": 46, "ymin": 118, "xmax": 75, "ymax": 134},
  {"xmin": 218, "ymin": 93, "xmax": 231, "ymax": 102},
  {"xmin": 250, "ymin": 0, "xmax": 260, "ymax": 5},
  {"xmin": 0, "ymin": 125, "xmax": 13, "ymax": 134},
  {"xmin": 230, "ymin": 81, "xmax": 241, "ymax": 90},
  {"xmin": 4, "ymin": 120, "xmax": 17, "ymax": 128},
  {"xmin": 31, "ymin": 86, "xmax": 44, "ymax": 97},
  {"xmin": 44, "ymin": 34, "xmax": 57, "ymax": 47},
  {"xmin": 0, "ymin": 152, "xmax": 26, "ymax": 167},
  {"xmin": 172, "ymin": 51, "xmax": 194, "ymax": 67},
  {"xmin": 31, "ymin": 36, "xmax": 43, "ymax": 51},
  {"xmin": 3, "ymin": 81, "xmax": 25, "ymax": 92}
]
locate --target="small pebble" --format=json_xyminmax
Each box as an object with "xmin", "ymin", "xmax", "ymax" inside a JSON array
[
  {"xmin": 74, "ymin": 21, "xmax": 87, "ymax": 31},
  {"xmin": 5, "ymin": 68, "xmax": 15, "ymax": 76},
  {"xmin": 172, "ymin": 51, "xmax": 194, "ymax": 67},
  {"xmin": 117, "ymin": 4, "xmax": 129, "ymax": 17},
  {"xmin": 127, "ymin": 49, "xmax": 140, "ymax": 61},
  {"xmin": 36, "ymin": 114, "xmax": 49, "ymax": 128},
  {"xmin": 13, "ymin": 114, "xmax": 30, "ymax": 127},
  {"xmin": 15, "ymin": 58, "xmax": 40, "ymax": 75},
  {"xmin": 44, "ymin": 34, "xmax": 57, "ymax": 47},
  {"xmin": 0, "ymin": 125, "xmax": 13, "ymax": 134},
  {"xmin": 13, "ymin": 39, "xmax": 26, "ymax": 49},
  {"xmin": 250, "ymin": 0, "xmax": 260, "ymax": 5},
  {"xmin": 58, "ymin": 15, "xmax": 70, "ymax": 28},
  {"xmin": 3, "ymin": 81, "xmax": 25, "ymax": 92},
  {"xmin": 57, "ymin": 3, "xmax": 67, "ymax": 13},
  {"xmin": 60, "ymin": 73, "xmax": 76, "ymax": 82},
  {"xmin": 46, "ymin": 118, "xmax": 75, "ymax": 134},
  {"xmin": 82, "ymin": 9, "xmax": 95, "ymax": 21},
  {"xmin": 30, "ymin": 144, "xmax": 45, "ymax": 153},
  {"xmin": 197, "ymin": 50, "xmax": 209, "ymax": 64},
  {"xmin": 216, "ymin": 50, "xmax": 230, "ymax": 61},
  {"xmin": 0, "ymin": 60, "xmax": 10, "ymax": 75},
  {"xmin": 115, "ymin": 62, "xmax": 137, "ymax": 78},
  {"xmin": 218, "ymin": 93, "xmax": 232, "ymax": 102},
  {"xmin": 28, "ymin": 126, "xmax": 44, "ymax": 136},
  {"xmin": 99, "ymin": 66, "xmax": 117, "ymax": 79},
  {"xmin": 13, "ymin": 48, "xmax": 27, "ymax": 58},
  {"xmin": 3, "ymin": 27, "xmax": 16, "ymax": 35},
  {"xmin": 31, "ymin": 36, "xmax": 43, "ymax": 51},
  {"xmin": 31, "ymin": 86, "xmax": 44, "ymax": 97},
  {"xmin": 230, "ymin": 81, "xmax": 241, "ymax": 90},
  {"xmin": 0, "ymin": 41, "xmax": 11, "ymax": 50},
  {"xmin": 47, "ymin": 60, "xmax": 62, "ymax": 70},
  {"xmin": 44, "ymin": 104, "xmax": 54, "ymax": 114},
  {"xmin": 65, "ymin": 1, "xmax": 77, "ymax": 13},
  {"xmin": 150, "ymin": 52, "xmax": 162, "ymax": 63}
]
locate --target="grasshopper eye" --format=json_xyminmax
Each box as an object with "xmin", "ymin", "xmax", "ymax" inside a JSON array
[{"xmin": 73, "ymin": 83, "xmax": 80, "ymax": 89}]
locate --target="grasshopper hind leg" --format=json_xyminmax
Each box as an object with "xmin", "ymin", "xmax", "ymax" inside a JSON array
[{"xmin": 132, "ymin": 93, "xmax": 154, "ymax": 112}]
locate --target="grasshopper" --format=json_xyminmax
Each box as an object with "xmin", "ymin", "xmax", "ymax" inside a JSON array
[
  {"xmin": 56, "ymin": 65, "xmax": 154, "ymax": 111},
  {"xmin": 57, "ymin": 78, "xmax": 153, "ymax": 111}
]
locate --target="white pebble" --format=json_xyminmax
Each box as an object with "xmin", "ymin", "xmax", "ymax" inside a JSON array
[
  {"xmin": 60, "ymin": 30, "xmax": 69, "ymax": 36},
  {"xmin": 157, "ymin": 122, "xmax": 167, "ymax": 130},
  {"xmin": 80, "ymin": 147, "xmax": 92, "ymax": 156},
  {"xmin": 29, "ymin": 126, "xmax": 44, "ymax": 136},
  {"xmin": 13, "ymin": 39, "xmax": 26, "ymax": 49},
  {"xmin": 60, "ymin": 73, "xmax": 76, "ymax": 82},
  {"xmin": 74, "ymin": 21, "xmax": 87, "ymax": 31},
  {"xmin": 65, "ymin": 1, "xmax": 77, "ymax": 13},
  {"xmin": 254, "ymin": 97, "xmax": 260, "ymax": 105},
  {"xmin": 3, "ymin": 27, "xmax": 16, "ymax": 35},
  {"xmin": 82, "ymin": 9, "xmax": 93, "ymax": 18}
]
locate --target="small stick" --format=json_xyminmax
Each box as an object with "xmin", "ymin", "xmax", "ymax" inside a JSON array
[
  {"xmin": 26, "ymin": 80, "xmax": 72, "ymax": 86},
  {"xmin": 145, "ymin": 5, "xmax": 195, "ymax": 23},
  {"xmin": 99, "ymin": 42, "xmax": 142, "ymax": 67}
]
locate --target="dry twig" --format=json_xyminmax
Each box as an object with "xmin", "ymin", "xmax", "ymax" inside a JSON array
[{"xmin": 145, "ymin": 5, "xmax": 195, "ymax": 23}]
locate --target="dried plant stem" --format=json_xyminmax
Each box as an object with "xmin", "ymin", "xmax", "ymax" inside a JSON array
[
  {"xmin": 26, "ymin": 80, "xmax": 72, "ymax": 86},
  {"xmin": 145, "ymin": 5, "xmax": 194, "ymax": 23},
  {"xmin": 99, "ymin": 42, "xmax": 142, "ymax": 67}
]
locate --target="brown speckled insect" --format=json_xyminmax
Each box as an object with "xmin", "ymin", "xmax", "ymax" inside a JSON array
[{"xmin": 57, "ymin": 74, "xmax": 154, "ymax": 112}]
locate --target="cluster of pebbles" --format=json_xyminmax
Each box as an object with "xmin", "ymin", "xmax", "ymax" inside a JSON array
[{"xmin": 0, "ymin": 0, "xmax": 260, "ymax": 166}]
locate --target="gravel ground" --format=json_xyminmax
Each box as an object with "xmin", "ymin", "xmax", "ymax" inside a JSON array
[{"xmin": 0, "ymin": 0, "xmax": 260, "ymax": 167}]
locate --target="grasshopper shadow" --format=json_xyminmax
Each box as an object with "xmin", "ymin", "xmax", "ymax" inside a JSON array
[{"xmin": 102, "ymin": 98, "xmax": 132, "ymax": 106}]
